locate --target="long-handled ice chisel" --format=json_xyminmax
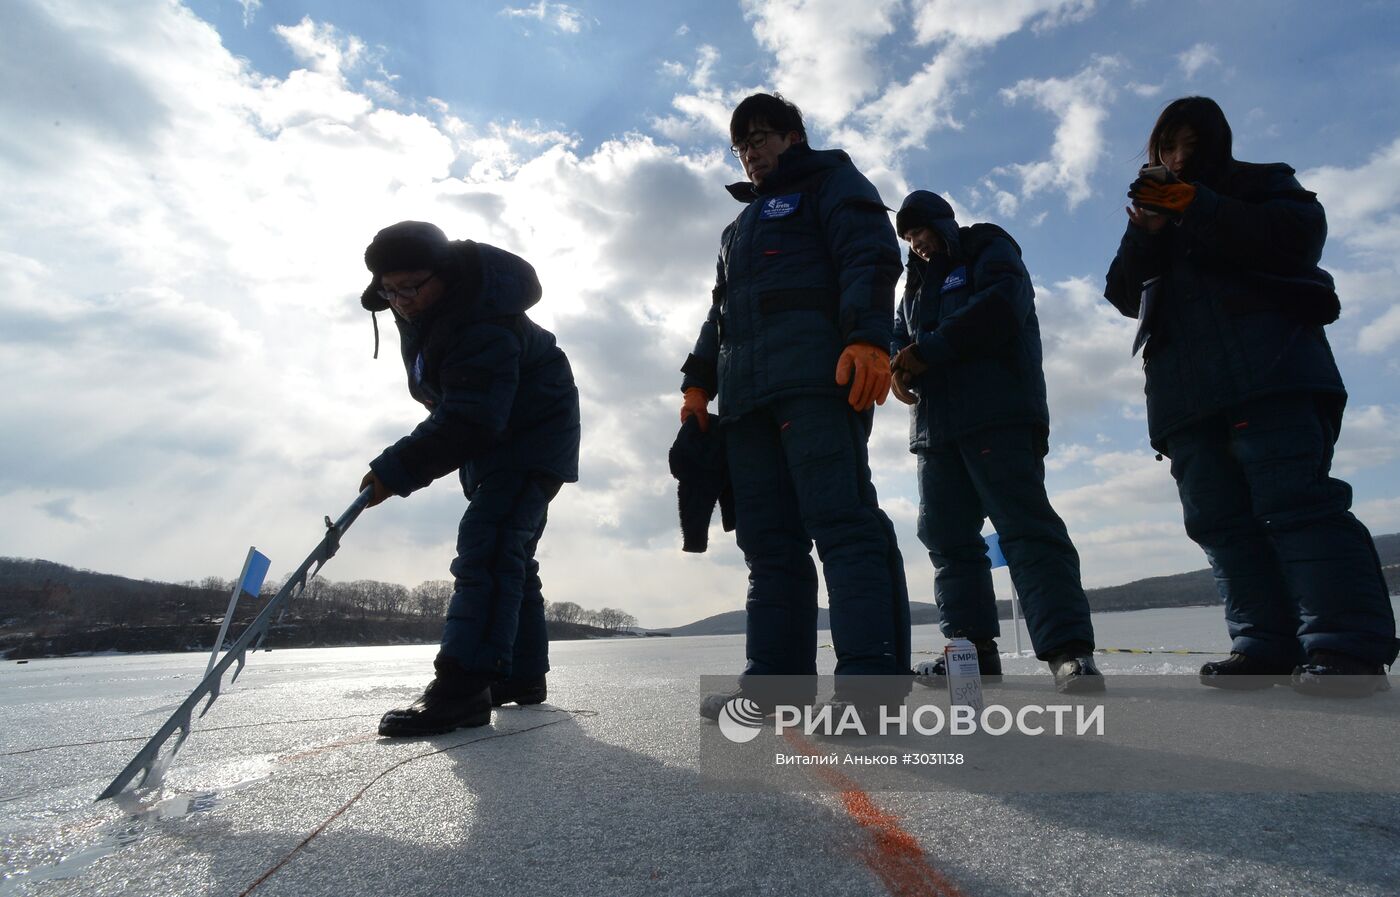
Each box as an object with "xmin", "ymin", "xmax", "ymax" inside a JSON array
[{"xmin": 96, "ymin": 486, "xmax": 374, "ymax": 801}]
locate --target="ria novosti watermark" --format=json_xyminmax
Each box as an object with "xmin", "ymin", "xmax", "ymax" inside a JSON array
[
  {"xmin": 698, "ymin": 674, "xmax": 1400, "ymax": 793},
  {"xmin": 720, "ymin": 696, "xmax": 1105, "ymax": 742}
]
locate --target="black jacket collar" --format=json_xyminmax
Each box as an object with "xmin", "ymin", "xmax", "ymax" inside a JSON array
[{"xmin": 724, "ymin": 143, "xmax": 850, "ymax": 202}]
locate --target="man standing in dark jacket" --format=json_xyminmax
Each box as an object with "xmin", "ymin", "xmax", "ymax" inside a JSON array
[
  {"xmin": 358, "ymin": 221, "xmax": 581, "ymax": 735},
  {"xmin": 682, "ymin": 94, "xmax": 911, "ymax": 715},
  {"xmin": 893, "ymin": 191, "xmax": 1101, "ymax": 693}
]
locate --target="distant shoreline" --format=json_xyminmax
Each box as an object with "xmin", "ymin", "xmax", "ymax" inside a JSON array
[
  {"xmin": 0, "ymin": 616, "xmax": 645, "ymax": 661},
  {"xmin": 3, "ymin": 541, "xmax": 1396, "ymax": 657}
]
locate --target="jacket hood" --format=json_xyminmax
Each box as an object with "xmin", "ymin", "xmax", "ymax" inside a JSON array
[
  {"xmin": 895, "ymin": 190, "xmax": 955, "ymax": 235},
  {"xmin": 725, "ymin": 143, "xmax": 856, "ymax": 202},
  {"xmin": 960, "ymin": 222, "xmax": 1022, "ymax": 260},
  {"xmin": 897, "ymin": 190, "xmax": 962, "ymax": 260},
  {"xmin": 463, "ymin": 242, "xmax": 542, "ymax": 317},
  {"xmin": 1217, "ymin": 161, "xmax": 1313, "ymax": 203}
]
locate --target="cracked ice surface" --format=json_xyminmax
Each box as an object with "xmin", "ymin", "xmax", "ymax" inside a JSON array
[{"xmin": 1, "ymin": 606, "xmax": 1398, "ymax": 897}]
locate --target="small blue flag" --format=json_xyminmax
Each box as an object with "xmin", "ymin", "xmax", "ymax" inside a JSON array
[
  {"xmin": 984, "ymin": 532, "xmax": 1007, "ymax": 569},
  {"xmin": 240, "ymin": 550, "xmax": 271, "ymax": 597}
]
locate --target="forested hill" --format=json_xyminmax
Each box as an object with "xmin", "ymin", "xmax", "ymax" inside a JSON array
[
  {"xmin": 3, "ymin": 533, "xmax": 1395, "ymax": 652},
  {"xmin": 0, "ymin": 558, "xmax": 639, "ymax": 659}
]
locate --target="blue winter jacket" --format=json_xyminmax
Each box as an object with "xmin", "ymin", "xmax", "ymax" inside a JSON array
[
  {"xmin": 681, "ymin": 143, "xmax": 903, "ymax": 418},
  {"xmin": 892, "ymin": 192, "xmax": 1049, "ymax": 449},
  {"xmin": 367, "ymin": 241, "xmax": 580, "ymax": 497},
  {"xmin": 1104, "ymin": 161, "xmax": 1345, "ymax": 451}
]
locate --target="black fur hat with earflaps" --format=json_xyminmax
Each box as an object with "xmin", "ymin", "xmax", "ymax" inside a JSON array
[{"xmin": 359, "ymin": 220, "xmax": 451, "ymax": 312}]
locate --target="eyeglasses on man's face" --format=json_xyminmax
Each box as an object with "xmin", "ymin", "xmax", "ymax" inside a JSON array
[
  {"xmin": 730, "ymin": 129, "xmax": 783, "ymax": 157},
  {"xmin": 377, "ymin": 271, "xmax": 437, "ymax": 302}
]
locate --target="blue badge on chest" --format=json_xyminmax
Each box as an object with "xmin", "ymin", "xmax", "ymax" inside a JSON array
[
  {"xmin": 941, "ymin": 266, "xmax": 968, "ymax": 293},
  {"xmin": 412, "ymin": 351, "xmax": 425, "ymax": 386},
  {"xmin": 759, "ymin": 194, "xmax": 801, "ymax": 219}
]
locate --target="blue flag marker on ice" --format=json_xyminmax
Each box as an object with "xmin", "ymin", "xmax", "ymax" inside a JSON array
[
  {"xmin": 985, "ymin": 531, "xmax": 1025, "ymax": 654},
  {"xmin": 206, "ymin": 548, "xmax": 271, "ymax": 677},
  {"xmin": 240, "ymin": 550, "xmax": 271, "ymax": 597},
  {"xmin": 101, "ymin": 487, "xmax": 374, "ymax": 801},
  {"xmin": 984, "ymin": 532, "xmax": 1007, "ymax": 569}
]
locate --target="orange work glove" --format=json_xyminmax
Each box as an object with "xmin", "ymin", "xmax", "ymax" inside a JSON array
[
  {"xmin": 681, "ymin": 386, "xmax": 711, "ymax": 433},
  {"xmin": 834, "ymin": 342, "xmax": 891, "ymax": 412},
  {"xmin": 359, "ymin": 471, "xmax": 393, "ymax": 508},
  {"xmin": 1129, "ymin": 179, "xmax": 1197, "ymax": 217}
]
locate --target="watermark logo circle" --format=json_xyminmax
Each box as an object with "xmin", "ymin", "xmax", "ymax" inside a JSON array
[{"xmin": 717, "ymin": 697, "xmax": 765, "ymax": 743}]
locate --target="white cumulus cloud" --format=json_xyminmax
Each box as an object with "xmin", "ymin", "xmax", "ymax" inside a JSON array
[
  {"xmin": 911, "ymin": 0, "xmax": 1096, "ymax": 46},
  {"xmin": 998, "ymin": 55, "xmax": 1121, "ymax": 208},
  {"xmin": 1035, "ymin": 275, "xmax": 1143, "ymax": 419},
  {"xmin": 0, "ymin": 1, "xmax": 738, "ymax": 628},
  {"xmin": 1176, "ymin": 42, "xmax": 1219, "ymax": 78},
  {"xmin": 1302, "ymin": 136, "xmax": 1400, "ymax": 353},
  {"xmin": 741, "ymin": 0, "xmax": 904, "ymax": 128},
  {"xmin": 500, "ymin": 2, "xmax": 593, "ymax": 34}
]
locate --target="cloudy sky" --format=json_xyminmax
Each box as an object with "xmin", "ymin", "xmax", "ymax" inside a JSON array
[{"xmin": 3, "ymin": 0, "xmax": 1398, "ymax": 630}]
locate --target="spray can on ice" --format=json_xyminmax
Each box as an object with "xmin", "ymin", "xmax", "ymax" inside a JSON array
[{"xmin": 944, "ymin": 637, "xmax": 985, "ymax": 715}]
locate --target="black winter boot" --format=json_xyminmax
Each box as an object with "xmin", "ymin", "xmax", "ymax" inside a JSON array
[
  {"xmin": 1198, "ymin": 652, "xmax": 1294, "ymax": 690},
  {"xmin": 491, "ymin": 675, "xmax": 547, "ymax": 707},
  {"xmin": 1291, "ymin": 651, "xmax": 1391, "ymax": 698},
  {"xmin": 700, "ymin": 689, "xmax": 748, "ymax": 722},
  {"xmin": 815, "ymin": 698, "xmax": 887, "ymax": 736},
  {"xmin": 818, "ymin": 675, "xmax": 913, "ymax": 736},
  {"xmin": 700, "ymin": 680, "xmax": 818, "ymax": 721},
  {"xmin": 379, "ymin": 663, "xmax": 492, "ymax": 736}
]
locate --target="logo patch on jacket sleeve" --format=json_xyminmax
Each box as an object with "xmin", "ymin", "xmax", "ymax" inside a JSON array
[
  {"xmin": 941, "ymin": 266, "xmax": 968, "ymax": 293},
  {"xmin": 759, "ymin": 194, "xmax": 801, "ymax": 219}
]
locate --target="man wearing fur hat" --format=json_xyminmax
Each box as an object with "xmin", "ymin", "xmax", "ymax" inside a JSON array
[
  {"xmin": 892, "ymin": 191, "xmax": 1101, "ymax": 693},
  {"xmin": 358, "ymin": 221, "xmax": 580, "ymax": 736}
]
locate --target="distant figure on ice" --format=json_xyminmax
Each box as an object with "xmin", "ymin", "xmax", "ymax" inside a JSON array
[
  {"xmin": 357, "ymin": 221, "xmax": 580, "ymax": 734},
  {"xmin": 892, "ymin": 191, "xmax": 1103, "ymax": 693},
  {"xmin": 681, "ymin": 93, "xmax": 912, "ymax": 718},
  {"xmin": 1105, "ymin": 96, "xmax": 1397, "ymax": 695}
]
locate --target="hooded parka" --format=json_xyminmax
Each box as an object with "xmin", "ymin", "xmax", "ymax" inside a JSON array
[{"xmin": 365, "ymin": 240, "xmax": 580, "ymax": 498}]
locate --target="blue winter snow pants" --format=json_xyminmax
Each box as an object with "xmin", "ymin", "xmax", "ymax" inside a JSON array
[
  {"xmin": 437, "ymin": 471, "xmax": 562, "ymax": 679},
  {"xmin": 1164, "ymin": 393, "xmax": 1398, "ymax": 667},
  {"xmin": 916, "ymin": 426, "xmax": 1095, "ymax": 659},
  {"xmin": 724, "ymin": 394, "xmax": 911, "ymax": 690}
]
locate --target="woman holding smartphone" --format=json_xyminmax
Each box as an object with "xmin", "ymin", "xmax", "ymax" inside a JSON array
[{"xmin": 1104, "ymin": 96, "xmax": 1396, "ymax": 696}]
